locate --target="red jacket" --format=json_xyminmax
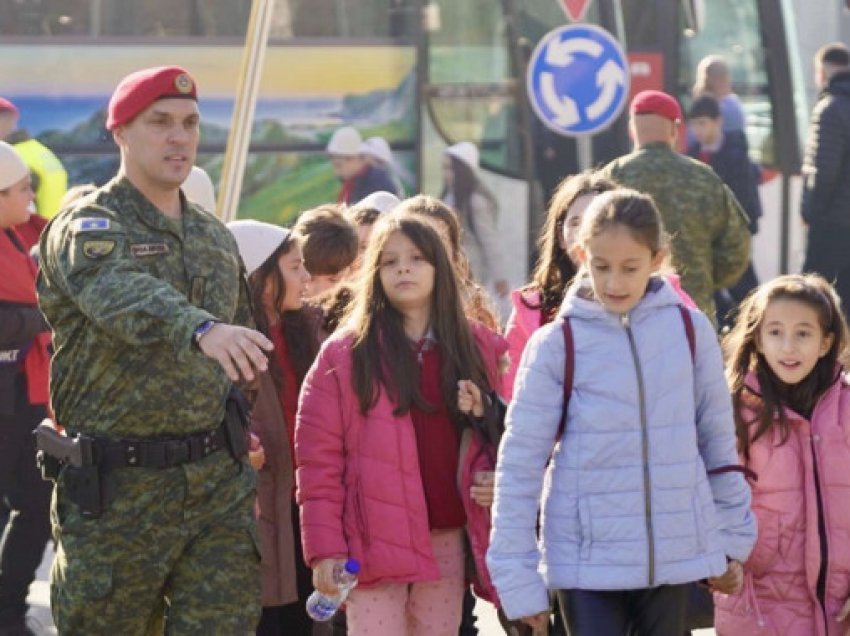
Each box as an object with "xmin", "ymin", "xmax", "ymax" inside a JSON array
[
  {"xmin": 715, "ymin": 371, "xmax": 850, "ymax": 636},
  {"xmin": 295, "ymin": 322, "xmax": 507, "ymax": 602}
]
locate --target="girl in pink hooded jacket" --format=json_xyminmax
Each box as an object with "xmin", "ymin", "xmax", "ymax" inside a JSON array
[
  {"xmin": 718, "ymin": 274, "xmax": 850, "ymax": 635},
  {"xmin": 503, "ymin": 170, "xmax": 695, "ymax": 398},
  {"xmin": 295, "ymin": 210, "xmax": 507, "ymax": 636}
]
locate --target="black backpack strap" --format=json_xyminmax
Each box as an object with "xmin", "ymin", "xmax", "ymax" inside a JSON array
[
  {"xmin": 557, "ymin": 317, "xmax": 574, "ymax": 440},
  {"xmin": 678, "ymin": 305, "xmax": 696, "ymax": 363}
]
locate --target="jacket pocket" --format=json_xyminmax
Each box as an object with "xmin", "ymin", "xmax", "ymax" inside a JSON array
[{"xmin": 578, "ymin": 497, "xmax": 592, "ymax": 560}]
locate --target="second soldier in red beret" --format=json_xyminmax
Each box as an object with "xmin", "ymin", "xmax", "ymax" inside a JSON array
[
  {"xmin": 600, "ymin": 88, "xmax": 751, "ymax": 322},
  {"xmin": 38, "ymin": 67, "xmax": 273, "ymax": 633}
]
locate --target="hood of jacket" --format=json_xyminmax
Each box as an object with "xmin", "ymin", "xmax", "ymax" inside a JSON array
[{"xmin": 559, "ymin": 274, "xmax": 685, "ymax": 325}]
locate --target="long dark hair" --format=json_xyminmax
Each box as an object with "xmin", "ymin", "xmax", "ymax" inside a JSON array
[
  {"xmin": 248, "ymin": 234, "xmax": 319, "ymax": 387},
  {"xmin": 441, "ymin": 154, "xmax": 498, "ymax": 245},
  {"xmin": 347, "ymin": 214, "xmax": 494, "ymax": 439},
  {"xmin": 723, "ymin": 274, "xmax": 849, "ymax": 461},
  {"xmin": 524, "ymin": 171, "xmax": 618, "ymax": 322},
  {"xmin": 404, "ymin": 194, "xmax": 500, "ymax": 331}
]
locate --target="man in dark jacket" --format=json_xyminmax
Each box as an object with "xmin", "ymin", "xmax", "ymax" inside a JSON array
[
  {"xmin": 687, "ymin": 95, "xmax": 762, "ymax": 327},
  {"xmin": 801, "ymin": 43, "xmax": 850, "ymax": 317}
]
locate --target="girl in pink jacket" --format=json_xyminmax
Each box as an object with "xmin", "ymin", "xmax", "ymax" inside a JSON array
[
  {"xmin": 503, "ymin": 171, "xmax": 697, "ymax": 398},
  {"xmin": 295, "ymin": 210, "xmax": 507, "ymax": 636},
  {"xmin": 718, "ymin": 274, "xmax": 850, "ymax": 635},
  {"xmin": 503, "ymin": 171, "xmax": 617, "ymax": 398}
]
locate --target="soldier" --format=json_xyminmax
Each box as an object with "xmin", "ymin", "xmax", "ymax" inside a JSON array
[
  {"xmin": 37, "ymin": 66, "xmax": 272, "ymax": 634},
  {"xmin": 601, "ymin": 90, "xmax": 750, "ymax": 321}
]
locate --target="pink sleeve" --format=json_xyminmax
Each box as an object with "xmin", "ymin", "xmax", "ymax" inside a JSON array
[
  {"xmin": 294, "ymin": 341, "xmax": 349, "ymax": 566},
  {"xmin": 666, "ymin": 273, "xmax": 698, "ymax": 310},
  {"xmin": 502, "ymin": 292, "xmax": 536, "ymax": 401}
]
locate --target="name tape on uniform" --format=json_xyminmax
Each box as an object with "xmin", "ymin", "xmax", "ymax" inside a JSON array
[{"xmin": 130, "ymin": 243, "xmax": 170, "ymax": 257}]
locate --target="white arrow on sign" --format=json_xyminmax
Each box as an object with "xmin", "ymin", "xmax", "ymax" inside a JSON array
[
  {"xmin": 541, "ymin": 72, "xmax": 580, "ymax": 127},
  {"xmin": 586, "ymin": 59, "xmax": 626, "ymax": 120},
  {"xmin": 544, "ymin": 36, "xmax": 604, "ymax": 67}
]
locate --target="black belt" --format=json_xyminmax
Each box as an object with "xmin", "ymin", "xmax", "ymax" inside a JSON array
[{"xmin": 93, "ymin": 422, "xmax": 229, "ymax": 471}]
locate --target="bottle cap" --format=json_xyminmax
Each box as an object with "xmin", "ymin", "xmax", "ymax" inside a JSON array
[{"xmin": 344, "ymin": 559, "xmax": 361, "ymax": 575}]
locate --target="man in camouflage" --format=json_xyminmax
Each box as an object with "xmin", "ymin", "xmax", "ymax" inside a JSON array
[
  {"xmin": 601, "ymin": 90, "xmax": 750, "ymax": 322},
  {"xmin": 37, "ymin": 66, "xmax": 272, "ymax": 634}
]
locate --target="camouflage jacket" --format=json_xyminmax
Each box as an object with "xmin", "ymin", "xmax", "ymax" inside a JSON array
[
  {"xmin": 37, "ymin": 177, "xmax": 252, "ymax": 437},
  {"xmin": 602, "ymin": 143, "xmax": 750, "ymax": 319}
]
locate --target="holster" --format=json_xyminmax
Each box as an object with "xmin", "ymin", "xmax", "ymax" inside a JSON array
[
  {"xmin": 62, "ymin": 464, "xmax": 115, "ymax": 519},
  {"xmin": 34, "ymin": 420, "xmax": 114, "ymax": 518}
]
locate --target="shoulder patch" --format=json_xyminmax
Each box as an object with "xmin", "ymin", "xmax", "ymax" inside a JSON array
[
  {"xmin": 82, "ymin": 240, "xmax": 116, "ymax": 259},
  {"xmin": 73, "ymin": 217, "xmax": 111, "ymax": 232}
]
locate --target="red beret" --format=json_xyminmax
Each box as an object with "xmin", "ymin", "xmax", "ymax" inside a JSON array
[
  {"xmin": 0, "ymin": 98, "xmax": 18, "ymax": 116},
  {"xmin": 630, "ymin": 90, "xmax": 682, "ymax": 122},
  {"xmin": 106, "ymin": 66, "xmax": 197, "ymax": 130}
]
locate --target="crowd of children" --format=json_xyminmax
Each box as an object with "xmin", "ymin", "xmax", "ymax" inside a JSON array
[
  {"xmin": 11, "ymin": 57, "xmax": 849, "ymax": 636},
  {"xmin": 220, "ymin": 136, "xmax": 850, "ymax": 636}
]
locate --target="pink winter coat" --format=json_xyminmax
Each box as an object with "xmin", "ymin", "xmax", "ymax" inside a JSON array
[
  {"xmin": 715, "ymin": 371, "xmax": 850, "ymax": 636},
  {"xmin": 502, "ymin": 276, "xmax": 697, "ymax": 399},
  {"xmin": 294, "ymin": 322, "xmax": 508, "ymax": 602}
]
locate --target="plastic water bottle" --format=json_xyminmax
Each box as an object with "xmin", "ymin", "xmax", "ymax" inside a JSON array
[{"xmin": 305, "ymin": 559, "xmax": 360, "ymax": 621}]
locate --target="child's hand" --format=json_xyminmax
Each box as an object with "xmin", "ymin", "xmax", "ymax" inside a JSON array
[
  {"xmin": 248, "ymin": 433, "xmax": 265, "ymax": 470},
  {"xmin": 520, "ymin": 611, "xmax": 550, "ymax": 631},
  {"xmin": 708, "ymin": 559, "xmax": 744, "ymax": 595},
  {"xmin": 312, "ymin": 558, "xmax": 347, "ymax": 595},
  {"xmin": 458, "ymin": 380, "xmax": 484, "ymax": 418},
  {"xmin": 471, "ymin": 470, "xmax": 495, "ymax": 507}
]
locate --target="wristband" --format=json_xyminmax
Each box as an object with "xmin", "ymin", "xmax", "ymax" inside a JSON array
[{"xmin": 193, "ymin": 320, "xmax": 217, "ymax": 345}]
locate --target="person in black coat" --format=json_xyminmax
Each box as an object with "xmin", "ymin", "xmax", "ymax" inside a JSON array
[
  {"xmin": 801, "ymin": 42, "xmax": 850, "ymax": 319},
  {"xmin": 687, "ymin": 95, "xmax": 762, "ymax": 328}
]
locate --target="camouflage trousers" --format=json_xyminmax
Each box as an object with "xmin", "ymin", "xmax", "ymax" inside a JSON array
[{"xmin": 50, "ymin": 450, "xmax": 261, "ymax": 635}]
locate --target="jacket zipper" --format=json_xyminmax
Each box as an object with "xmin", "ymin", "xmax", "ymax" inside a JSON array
[
  {"xmin": 810, "ymin": 432, "xmax": 828, "ymax": 629},
  {"xmin": 623, "ymin": 314, "xmax": 655, "ymax": 586}
]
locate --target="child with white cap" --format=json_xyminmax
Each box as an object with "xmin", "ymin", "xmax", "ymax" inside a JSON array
[
  {"xmin": 326, "ymin": 126, "xmax": 400, "ymax": 204},
  {"xmin": 227, "ymin": 219, "xmax": 321, "ymax": 636},
  {"xmin": 0, "ymin": 140, "xmax": 53, "ymax": 635},
  {"xmin": 361, "ymin": 136, "xmax": 408, "ymax": 196},
  {"xmin": 441, "ymin": 142, "xmax": 509, "ymax": 299}
]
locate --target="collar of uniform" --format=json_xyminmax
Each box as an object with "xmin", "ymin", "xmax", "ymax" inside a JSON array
[
  {"xmin": 639, "ymin": 141, "xmax": 673, "ymax": 153},
  {"xmin": 113, "ymin": 176, "xmax": 185, "ymax": 237}
]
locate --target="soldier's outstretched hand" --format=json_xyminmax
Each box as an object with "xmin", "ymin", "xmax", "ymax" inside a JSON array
[{"xmin": 198, "ymin": 323, "xmax": 273, "ymax": 383}]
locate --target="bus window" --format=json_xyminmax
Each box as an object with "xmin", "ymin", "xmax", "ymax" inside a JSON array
[
  {"xmin": 678, "ymin": 0, "xmax": 774, "ymax": 165},
  {"xmin": 424, "ymin": 0, "xmax": 518, "ymax": 184}
]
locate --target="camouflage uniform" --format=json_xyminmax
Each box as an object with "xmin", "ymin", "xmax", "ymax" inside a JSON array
[
  {"xmin": 37, "ymin": 177, "xmax": 261, "ymax": 635},
  {"xmin": 602, "ymin": 142, "xmax": 750, "ymax": 320}
]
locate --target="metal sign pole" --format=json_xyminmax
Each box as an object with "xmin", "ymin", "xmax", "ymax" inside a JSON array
[
  {"xmin": 577, "ymin": 136, "xmax": 593, "ymax": 170},
  {"xmin": 216, "ymin": 0, "xmax": 274, "ymax": 222}
]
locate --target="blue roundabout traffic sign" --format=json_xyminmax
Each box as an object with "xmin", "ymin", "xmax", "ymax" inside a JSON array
[{"xmin": 527, "ymin": 23, "xmax": 630, "ymax": 137}]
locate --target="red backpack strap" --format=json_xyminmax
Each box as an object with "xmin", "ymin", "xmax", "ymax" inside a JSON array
[
  {"xmin": 678, "ymin": 305, "xmax": 696, "ymax": 363},
  {"xmin": 557, "ymin": 317, "xmax": 574, "ymax": 440}
]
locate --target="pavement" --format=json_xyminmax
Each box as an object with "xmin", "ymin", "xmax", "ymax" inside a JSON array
[{"xmin": 26, "ymin": 547, "xmax": 714, "ymax": 635}]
